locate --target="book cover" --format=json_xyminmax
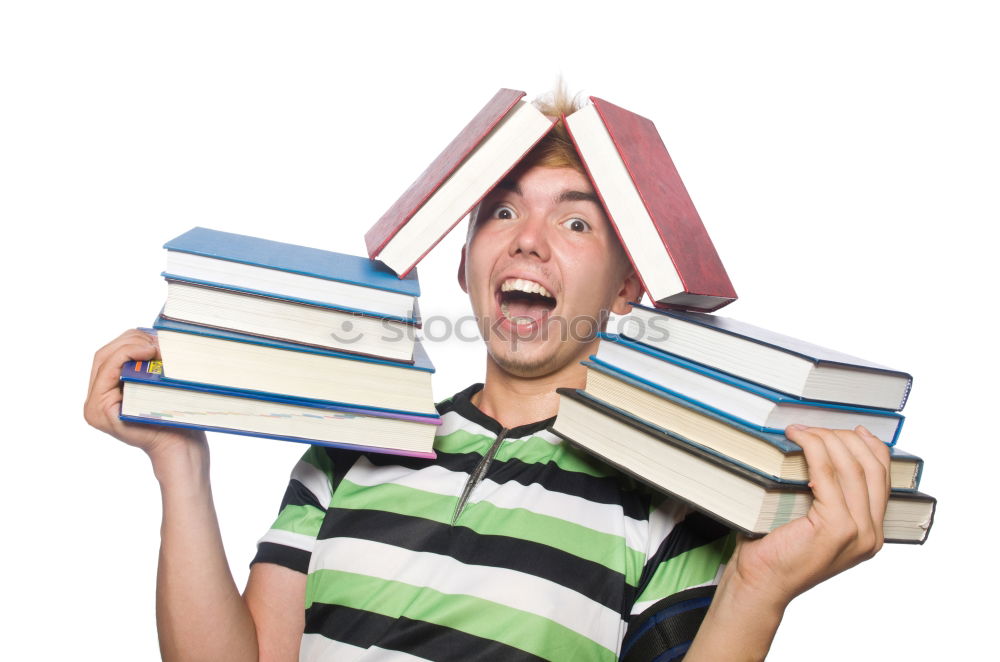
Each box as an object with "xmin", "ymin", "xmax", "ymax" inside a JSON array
[
  {"xmin": 152, "ymin": 315, "xmax": 435, "ymax": 373},
  {"xmin": 164, "ymin": 227, "xmax": 420, "ymax": 297},
  {"xmin": 565, "ymin": 98, "xmax": 737, "ymax": 311},
  {"xmin": 120, "ymin": 360, "xmax": 440, "ymax": 458},
  {"xmin": 628, "ymin": 303, "xmax": 914, "ymax": 382},
  {"xmin": 365, "ymin": 88, "xmax": 553, "ymax": 274},
  {"xmin": 593, "ymin": 333, "xmax": 905, "ymax": 444},
  {"xmin": 163, "ymin": 277, "xmax": 422, "ymax": 327}
]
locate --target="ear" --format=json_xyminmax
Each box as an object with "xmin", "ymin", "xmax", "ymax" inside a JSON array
[
  {"xmin": 457, "ymin": 244, "xmax": 468, "ymax": 293},
  {"xmin": 610, "ymin": 267, "xmax": 643, "ymax": 316}
]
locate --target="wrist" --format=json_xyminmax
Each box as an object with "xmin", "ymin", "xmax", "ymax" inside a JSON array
[
  {"xmin": 686, "ymin": 563, "xmax": 788, "ymax": 661},
  {"xmin": 147, "ymin": 434, "xmax": 210, "ymax": 488}
]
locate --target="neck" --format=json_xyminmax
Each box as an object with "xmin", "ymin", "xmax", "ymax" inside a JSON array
[{"xmin": 473, "ymin": 353, "xmax": 589, "ymax": 429}]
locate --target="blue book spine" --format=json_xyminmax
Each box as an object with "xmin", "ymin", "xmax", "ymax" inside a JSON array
[
  {"xmin": 121, "ymin": 359, "xmax": 442, "ymax": 422},
  {"xmin": 593, "ymin": 334, "xmax": 903, "ymax": 445}
]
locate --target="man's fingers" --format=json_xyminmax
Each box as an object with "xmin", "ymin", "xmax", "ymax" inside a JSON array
[
  {"xmin": 851, "ymin": 425, "xmax": 892, "ymax": 527},
  {"xmin": 84, "ymin": 335, "xmax": 159, "ymax": 430},
  {"xmin": 785, "ymin": 425, "xmax": 850, "ymax": 520},
  {"xmin": 87, "ymin": 330, "xmax": 157, "ymax": 400},
  {"xmin": 821, "ymin": 428, "xmax": 882, "ymax": 552},
  {"xmin": 787, "ymin": 424, "xmax": 891, "ymax": 560}
]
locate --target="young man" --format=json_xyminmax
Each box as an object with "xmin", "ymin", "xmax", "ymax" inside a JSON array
[{"xmin": 84, "ymin": 92, "xmax": 890, "ymax": 661}]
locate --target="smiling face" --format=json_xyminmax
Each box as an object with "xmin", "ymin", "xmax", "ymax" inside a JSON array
[{"xmin": 460, "ymin": 165, "xmax": 641, "ymax": 378}]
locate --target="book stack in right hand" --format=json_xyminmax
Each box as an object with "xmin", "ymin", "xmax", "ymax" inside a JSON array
[
  {"xmin": 120, "ymin": 228, "xmax": 440, "ymax": 458},
  {"xmin": 550, "ymin": 304, "xmax": 936, "ymax": 543}
]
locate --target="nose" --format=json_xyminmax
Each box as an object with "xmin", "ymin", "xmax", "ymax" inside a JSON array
[{"xmin": 507, "ymin": 212, "xmax": 551, "ymax": 261}]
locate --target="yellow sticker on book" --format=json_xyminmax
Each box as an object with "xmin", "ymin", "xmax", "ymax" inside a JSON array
[{"xmin": 148, "ymin": 360, "xmax": 163, "ymax": 374}]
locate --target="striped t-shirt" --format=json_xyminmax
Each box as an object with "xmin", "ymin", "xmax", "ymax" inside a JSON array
[{"xmin": 253, "ymin": 384, "xmax": 734, "ymax": 661}]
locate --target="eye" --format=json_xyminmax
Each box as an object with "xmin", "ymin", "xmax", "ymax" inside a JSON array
[
  {"xmin": 491, "ymin": 205, "xmax": 516, "ymax": 220},
  {"xmin": 562, "ymin": 217, "xmax": 591, "ymax": 233}
]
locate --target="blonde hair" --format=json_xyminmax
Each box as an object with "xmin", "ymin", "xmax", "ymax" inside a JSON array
[{"xmin": 519, "ymin": 81, "xmax": 586, "ymax": 172}]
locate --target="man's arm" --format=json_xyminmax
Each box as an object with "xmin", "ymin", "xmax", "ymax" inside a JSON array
[
  {"xmin": 84, "ymin": 330, "xmax": 305, "ymax": 662},
  {"xmin": 684, "ymin": 424, "xmax": 891, "ymax": 660}
]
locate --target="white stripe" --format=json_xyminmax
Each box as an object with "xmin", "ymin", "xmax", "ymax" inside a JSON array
[
  {"xmin": 506, "ymin": 428, "xmax": 562, "ymax": 445},
  {"xmin": 310, "ymin": 537, "xmax": 624, "ymax": 653},
  {"xmin": 291, "ymin": 457, "xmax": 332, "ymax": 508},
  {"xmin": 345, "ymin": 456, "xmax": 466, "ymax": 497},
  {"xmin": 300, "ymin": 633, "xmax": 432, "ymax": 662},
  {"xmin": 257, "ymin": 528, "xmax": 315, "ymax": 553},
  {"xmin": 435, "ymin": 409, "xmax": 494, "ymax": 439},
  {"xmin": 644, "ymin": 499, "xmax": 688, "ymax": 555}
]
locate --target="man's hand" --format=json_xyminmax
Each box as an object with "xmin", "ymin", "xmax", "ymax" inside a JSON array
[
  {"xmin": 686, "ymin": 424, "xmax": 891, "ymax": 661},
  {"xmin": 729, "ymin": 424, "xmax": 891, "ymax": 605},
  {"xmin": 84, "ymin": 329, "xmax": 207, "ymax": 463}
]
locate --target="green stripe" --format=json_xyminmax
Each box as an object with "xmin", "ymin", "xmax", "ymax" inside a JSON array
[
  {"xmin": 271, "ymin": 504, "xmax": 326, "ymax": 537},
  {"xmin": 332, "ymin": 480, "xmax": 457, "ymax": 524},
  {"xmin": 635, "ymin": 532, "xmax": 736, "ymax": 604},
  {"xmin": 434, "ymin": 429, "xmax": 621, "ymax": 478},
  {"xmin": 305, "ymin": 570, "xmax": 615, "ymax": 661},
  {"xmin": 301, "ymin": 444, "xmax": 334, "ymax": 475}
]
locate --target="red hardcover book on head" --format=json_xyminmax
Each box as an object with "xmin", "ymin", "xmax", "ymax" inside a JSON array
[
  {"xmin": 565, "ymin": 97, "xmax": 737, "ymax": 312},
  {"xmin": 365, "ymin": 88, "xmax": 556, "ymax": 277}
]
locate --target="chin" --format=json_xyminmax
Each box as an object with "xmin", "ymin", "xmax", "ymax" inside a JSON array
[{"xmin": 486, "ymin": 340, "xmax": 563, "ymax": 378}]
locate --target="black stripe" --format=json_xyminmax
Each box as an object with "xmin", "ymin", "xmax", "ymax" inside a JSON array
[
  {"xmin": 316, "ymin": 507, "xmax": 633, "ymax": 612},
  {"xmin": 250, "ymin": 541, "xmax": 310, "ymax": 573},
  {"xmin": 487, "ymin": 454, "xmax": 651, "ymax": 521},
  {"xmin": 437, "ymin": 383, "xmax": 555, "ymax": 438},
  {"xmin": 320, "ymin": 447, "xmax": 363, "ymax": 496},
  {"xmin": 278, "ymin": 478, "xmax": 323, "ymax": 511},
  {"xmin": 305, "ymin": 603, "xmax": 548, "ymax": 662},
  {"xmin": 635, "ymin": 512, "xmax": 730, "ymax": 600},
  {"xmin": 622, "ymin": 586, "xmax": 717, "ymax": 662},
  {"xmin": 277, "ymin": 448, "xmax": 361, "ymax": 512},
  {"xmin": 363, "ymin": 446, "xmax": 650, "ymax": 521}
]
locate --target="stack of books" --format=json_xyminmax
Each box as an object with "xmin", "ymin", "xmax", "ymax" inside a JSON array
[
  {"xmin": 550, "ymin": 305, "xmax": 937, "ymax": 544},
  {"xmin": 119, "ymin": 227, "xmax": 441, "ymax": 458}
]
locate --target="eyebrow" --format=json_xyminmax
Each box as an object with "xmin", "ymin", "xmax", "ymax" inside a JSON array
[
  {"xmin": 494, "ymin": 178, "xmax": 521, "ymax": 195},
  {"xmin": 491, "ymin": 179, "xmax": 600, "ymax": 205},
  {"xmin": 556, "ymin": 189, "xmax": 601, "ymax": 205}
]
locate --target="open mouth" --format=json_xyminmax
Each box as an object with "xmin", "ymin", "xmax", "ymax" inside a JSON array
[{"xmin": 497, "ymin": 277, "xmax": 557, "ymax": 327}]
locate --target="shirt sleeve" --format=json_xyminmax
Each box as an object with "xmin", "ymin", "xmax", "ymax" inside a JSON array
[
  {"xmin": 620, "ymin": 495, "xmax": 737, "ymax": 662},
  {"xmin": 251, "ymin": 445, "xmax": 336, "ymax": 574}
]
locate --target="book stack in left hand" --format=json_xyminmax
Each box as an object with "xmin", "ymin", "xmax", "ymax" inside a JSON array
[{"xmin": 119, "ymin": 227, "xmax": 440, "ymax": 458}]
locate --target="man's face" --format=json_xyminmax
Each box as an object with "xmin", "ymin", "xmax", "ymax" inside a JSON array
[{"xmin": 461, "ymin": 165, "xmax": 639, "ymax": 378}]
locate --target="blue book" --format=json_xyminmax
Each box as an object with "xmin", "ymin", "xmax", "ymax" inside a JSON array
[
  {"xmin": 618, "ymin": 303, "xmax": 912, "ymax": 411},
  {"xmin": 582, "ymin": 361, "xmax": 922, "ymax": 490},
  {"xmin": 120, "ymin": 360, "xmax": 440, "ymax": 458},
  {"xmin": 591, "ymin": 333, "xmax": 905, "ymax": 445},
  {"xmin": 163, "ymin": 227, "xmax": 420, "ymax": 322},
  {"xmin": 153, "ymin": 316, "xmax": 436, "ymax": 417}
]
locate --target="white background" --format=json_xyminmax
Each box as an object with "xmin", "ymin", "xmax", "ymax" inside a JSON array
[{"xmin": 3, "ymin": 1, "xmax": 997, "ymax": 659}]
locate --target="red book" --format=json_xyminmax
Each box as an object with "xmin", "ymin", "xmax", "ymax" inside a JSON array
[
  {"xmin": 565, "ymin": 97, "xmax": 737, "ymax": 312},
  {"xmin": 365, "ymin": 89, "xmax": 556, "ymax": 277}
]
